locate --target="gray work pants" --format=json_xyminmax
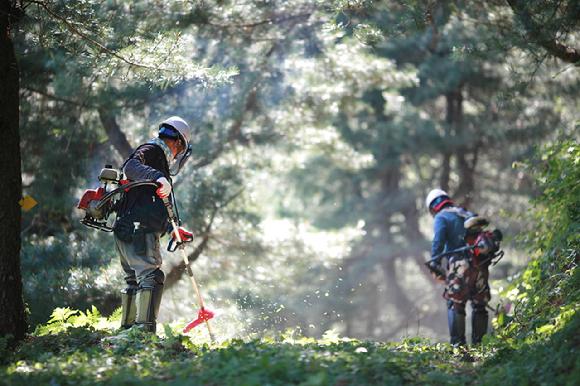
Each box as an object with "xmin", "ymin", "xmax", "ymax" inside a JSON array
[{"xmin": 114, "ymin": 232, "xmax": 163, "ymax": 285}]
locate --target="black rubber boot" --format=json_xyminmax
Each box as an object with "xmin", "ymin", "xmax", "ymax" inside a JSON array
[
  {"xmin": 135, "ymin": 269, "xmax": 165, "ymax": 333},
  {"xmin": 472, "ymin": 307, "xmax": 488, "ymax": 344},
  {"xmin": 120, "ymin": 281, "xmax": 138, "ymax": 329},
  {"xmin": 447, "ymin": 301, "xmax": 466, "ymax": 346}
]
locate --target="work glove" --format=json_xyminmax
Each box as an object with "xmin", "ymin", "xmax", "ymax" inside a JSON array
[
  {"xmin": 156, "ymin": 176, "xmax": 171, "ymax": 198},
  {"xmin": 167, "ymin": 226, "xmax": 193, "ymax": 252},
  {"xmin": 428, "ymin": 261, "xmax": 446, "ymax": 282},
  {"xmin": 172, "ymin": 227, "xmax": 194, "ymax": 243}
]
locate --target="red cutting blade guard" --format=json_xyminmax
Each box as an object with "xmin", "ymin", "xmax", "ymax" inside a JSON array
[
  {"xmin": 183, "ymin": 308, "xmax": 217, "ymax": 333},
  {"xmin": 77, "ymin": 187, "xmax": 104, "ymax": 210}
]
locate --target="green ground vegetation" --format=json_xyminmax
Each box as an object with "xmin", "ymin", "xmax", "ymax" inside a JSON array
[{"xmin": 0, "ymin": 305, "xmax": 577, "ymax": 385}]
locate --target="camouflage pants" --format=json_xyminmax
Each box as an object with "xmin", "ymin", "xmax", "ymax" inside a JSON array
[{"xmin": 444, "ymin": 251, "xmax": 490, "ymax": 309}]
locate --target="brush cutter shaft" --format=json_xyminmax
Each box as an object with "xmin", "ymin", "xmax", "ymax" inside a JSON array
[
  {"xmin": 162, "ymin": 197, "xmax": 215, "ymax": 340},
  {"xmin": 170, "ymin": 217, "xmax": 205, "ymax": 308},
  {"xmin": 161, "ymin": 197, "xmax": 201, "ymax": 303},
  {"xmin": 177, "ymin": 238, "xmax": 214, "ymax": 338}
]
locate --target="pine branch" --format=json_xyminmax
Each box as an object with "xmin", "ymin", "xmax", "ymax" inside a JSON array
[
  {"xmin": 27, "ymin": 0, "xmax": 234, "ymax": 84},
  {"xmin": 29, "ymin": 0, "xmax": 166, "ymax": 71},
  {"xmin": 203, "ymin": 13, "xmax": 311, "ymax": 29},
  {"xmin": 190, "ymin": 43, "xmax": 277, "ymax": 170},
  {"xmin": 507, "ymin": 0, "xmax": 580, "ymax": 65}
]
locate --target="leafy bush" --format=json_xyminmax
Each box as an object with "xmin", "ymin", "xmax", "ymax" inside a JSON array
[
  {"xmin": 494, "ymin": 135, "xmax": 580, "ymax": 341},
  {"xmin": 480, "ymin": 306, "xmax": 580, "ymax": 386}
]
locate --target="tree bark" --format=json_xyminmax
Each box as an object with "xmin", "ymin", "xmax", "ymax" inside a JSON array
[
  {"xmin": 98, "ymin": 109, "xmax": 134, "ymax": 159},
  {"xmin": 164, "ymin": 234, "xmax": 210, "ymax": 290},
  {"xmin": 455, "ymin": 146, "xmax": 479, "ymax": 209},
  {"xmin": 0, "ymin": 0, "xmax": 28, "ymax": 346},
  {"xmin": 444, "ymin": 86, "xmax": 481, "ymax": 208},
  {"xmin": 380, "ymin": 258, "xmax": 414, "ymax": 318},
  {"xmin": 440, "ymin": 88, "xmax": 463, "ymax": 193},
  {"xmin": 444, "ymin": 87, "xmax": 471, "ymax": 205}
]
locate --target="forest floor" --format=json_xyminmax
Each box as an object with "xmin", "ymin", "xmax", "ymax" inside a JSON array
[{"xmin": 1, "ymin": 308, "xmax": 579, "ymax": 386}]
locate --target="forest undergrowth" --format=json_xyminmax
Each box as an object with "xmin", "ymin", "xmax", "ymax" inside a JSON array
[
  {"xmin": 0, "ymin": 297, "xmax": 578, "ymax": 386},
  {"xmin": 2, "ymin": 138, "xmax": 580, "ymax": 385}
]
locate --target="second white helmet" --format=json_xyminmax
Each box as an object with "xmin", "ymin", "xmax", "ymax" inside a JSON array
[{"xmin": 426, "ymin": 189, "xmax": 449, "ymax": 209}]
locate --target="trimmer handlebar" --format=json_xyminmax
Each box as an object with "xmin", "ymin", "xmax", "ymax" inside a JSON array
[
  {"xmin": 162, "ymin": 196, "xmax": 183, "ymax": 252},
  {"xmin": 424, "ymin": 245, "xmax": 476, "ymax": 267},
  {"xmin": 94, "ymin": 179, "xmax": 159, "ymax": 212},
  {"xmin": 425, "ymin": 229, "xmax": 505, "ymax": 272}
]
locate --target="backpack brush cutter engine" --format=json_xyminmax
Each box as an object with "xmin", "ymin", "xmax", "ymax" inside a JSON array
[
  {"xmin": 425, "ymin": 228, "xmax": 505, "ymax": 275},
  {"xmin": 77, "ymin": 165, "xmax": 157, "ymax": 232}
]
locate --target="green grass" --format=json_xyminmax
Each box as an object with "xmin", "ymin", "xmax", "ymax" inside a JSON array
[{"xmin": 1, "ymin": 306, "xmax": 578, "ymax": 386}]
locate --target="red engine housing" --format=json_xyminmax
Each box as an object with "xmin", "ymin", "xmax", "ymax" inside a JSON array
[
  {"xmin": 77, "ymin": 187, "xmax": 104, "ymax": 210},
  {"xmin": 467, "ymin": 231, "xmax": 495, "ymax": 269}
]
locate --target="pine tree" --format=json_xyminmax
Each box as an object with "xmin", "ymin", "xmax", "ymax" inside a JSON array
[{"xmin": 0, "ymin": 0, "xmax": 27, "ymax": 347}]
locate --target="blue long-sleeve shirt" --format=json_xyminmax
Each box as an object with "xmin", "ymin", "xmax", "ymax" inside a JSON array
[{"xmin": 431, "ymin": 207, "xmax": 473, "ymax": 259}]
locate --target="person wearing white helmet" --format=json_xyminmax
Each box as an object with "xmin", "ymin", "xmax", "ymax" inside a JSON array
[
  {"xmin": 426, "ymin": 189, "xmax": 491, "ymax": 346},
  {"xmin": 112, "ymin": 116, "xmax": 194, "ymax": 334}
]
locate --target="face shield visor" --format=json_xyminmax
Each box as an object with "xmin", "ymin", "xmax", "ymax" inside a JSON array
[{"xmin": 169, "ymin": 143, "xmax": 192, "ymax": 176}]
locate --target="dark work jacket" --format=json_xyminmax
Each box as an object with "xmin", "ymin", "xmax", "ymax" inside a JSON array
[{"xmin": 115, "ymin": 144, "xmax": 171, "ymax": 234}]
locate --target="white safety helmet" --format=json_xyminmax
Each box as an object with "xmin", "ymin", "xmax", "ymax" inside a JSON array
[
  {"xmin": 158, "ymin": 116, "xmax": 192, "ymax": 176},
  {"xmin": 159, "ymin": 116, "xmax": 191, "ymax": 146},
  {"xmin": 426, "ymin": 189, "xmax": 452, "ymax": 213}
]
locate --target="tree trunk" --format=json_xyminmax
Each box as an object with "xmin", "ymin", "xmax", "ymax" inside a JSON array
[
  {"xmin": 455, "ymin": 147, "xmax": 478, "ymax": 209},
  {"xmin": 400, "ymin": 198, "xmax": 435, "ymax": 283},
  {"xmin": 380, "ymin": 258, "xmax": 414, "ymax": 318},
  {"xmin": 98, "ymin": 109, "xmax": 134, "ymax": 159},
  {"xmin": 440, "ymin": 150, "xmax": 451, "ymax": 193},
  {"xmin": 444, "ymin": 86, "xmax": 468, "ymax": 204},
  {"xmin": 0, "ymin": 0, "xmax": 28, "ymax": 346},
  {"xmin": 164, "ymin": 235, "xmax": 209, "ymax": 290},
  {"xmin": 444, "ymin": 86, "xmax": 480, "ymax": 208}
]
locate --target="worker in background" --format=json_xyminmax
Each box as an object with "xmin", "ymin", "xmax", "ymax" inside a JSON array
[{"xmin": 425, "ymin": 189, "xmax": 491, "ymax": 346}]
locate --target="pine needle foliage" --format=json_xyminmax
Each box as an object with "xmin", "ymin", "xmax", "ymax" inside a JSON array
[{"xmin": 21, "ymin": 0, "xmax": 238, "ymax": 88}]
